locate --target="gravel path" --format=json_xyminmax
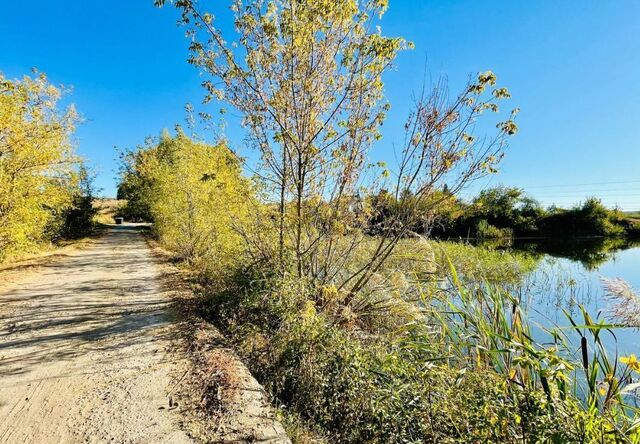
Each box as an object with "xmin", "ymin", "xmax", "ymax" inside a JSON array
[{"xmin": 0, "ymin": 226, "xmax": 194, "ymax": 443}]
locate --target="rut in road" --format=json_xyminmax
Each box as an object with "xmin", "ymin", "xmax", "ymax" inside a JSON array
[{"xmin": 0, "ymin": 226, "xmax": 193, "ymax": 443}]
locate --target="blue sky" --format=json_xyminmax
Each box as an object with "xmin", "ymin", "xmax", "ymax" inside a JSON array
[{"xmin": 1, "ymin": 1, "xmax": 639, "ymax": 209}]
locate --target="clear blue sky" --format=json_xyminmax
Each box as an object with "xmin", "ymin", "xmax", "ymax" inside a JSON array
[{"xmin": 1, "ymin": 1, "xmax": 639, "ymax": 209}]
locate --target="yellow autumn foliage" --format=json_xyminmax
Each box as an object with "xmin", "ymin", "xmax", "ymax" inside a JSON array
[
  {"xmin": 0, "ymin": 71, "xmax": 79, "ymax": 261},
  {"xmin": 119, "ymin": 131, "xmax": 253, "ymax": 274}
]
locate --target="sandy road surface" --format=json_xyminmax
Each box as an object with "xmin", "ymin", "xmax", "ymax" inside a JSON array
[{"xmin": 0, "ymin": 226, "xmax": 194, "ymax": 443}]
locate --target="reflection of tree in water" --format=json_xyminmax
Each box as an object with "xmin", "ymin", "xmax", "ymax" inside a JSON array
[{"xmin": 510, "ymin": 237, "xmax": 640, "ymax": 271}]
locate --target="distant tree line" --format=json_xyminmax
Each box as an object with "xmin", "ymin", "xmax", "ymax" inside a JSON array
[{"xmin": 368, "ymin": 185, "xmax": 640, "ymax": 239}]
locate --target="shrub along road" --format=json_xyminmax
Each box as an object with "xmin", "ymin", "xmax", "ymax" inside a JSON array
[{"xmin": 0, "ymin": 226, "xmax": 198, "ymax": 443}]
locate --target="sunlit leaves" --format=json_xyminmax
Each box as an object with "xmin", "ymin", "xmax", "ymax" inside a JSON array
[
  {"xmin": 161, "ymin": 0, "xmax": 410, "ymax": 280},
  {"xmin": 0, "ymin": 71, "xmax": 79, "ymax": 260},
  {"xmin": 118, "ymin": 132, "xmax": 252, "ymax": 270}
]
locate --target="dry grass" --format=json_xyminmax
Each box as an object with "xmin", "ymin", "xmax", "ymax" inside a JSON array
[
  {"xmin": 93, "ymin": 198, "xmax": 124, "ymax": 224},
  {"xmin": 603, "ymin": 277, "xmax": 640, "ymax": 327}
]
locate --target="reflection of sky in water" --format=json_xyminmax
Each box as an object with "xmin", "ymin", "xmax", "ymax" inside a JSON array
[{"xmin": 522, "ymin": 246, "xmax": 640, "ymax": 356}]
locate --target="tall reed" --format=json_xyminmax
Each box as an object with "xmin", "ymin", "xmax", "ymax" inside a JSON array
[{"xmin": 425, "ymin": 256, "xmax": 640, "ymax": 441}]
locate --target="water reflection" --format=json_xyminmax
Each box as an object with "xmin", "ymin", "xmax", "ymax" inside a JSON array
[
  {"xmin": 476, "ymin": 237, "xmax": 640, "ymax": 272},
  {"xmin": 477, "ymin": 236, "xmax": 640, "ymax": 354}
]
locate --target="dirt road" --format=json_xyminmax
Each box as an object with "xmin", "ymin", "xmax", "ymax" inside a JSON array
[{"xmin": 0, "ymin": 226, "xmax": 194, "ymax": 443}]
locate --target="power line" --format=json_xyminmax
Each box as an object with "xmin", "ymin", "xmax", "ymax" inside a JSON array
[
  {"xmin": 536, "ymin": 200, "xmax": 640, "ymax": 207},
  {"xmin": 530, "ymin": 196, "xmax": 637, "ymax": 200},
  {"xmin": 531, "ymin": 188, "xmax": 640, "ymax": 195},
  {"xmin": 516, "ymin": 180, "xmax": 640, "ymax": 189},
  {"xmin": 535, "ymin": 196, "xmax": 640, "ymax": 202},
  {"xmin": 536, "ymin": 197, "xmax": 640, "ymax": 202},
  {"xmin": 532, "ymin": 192, "xmax": 640, "ymax": 197}
]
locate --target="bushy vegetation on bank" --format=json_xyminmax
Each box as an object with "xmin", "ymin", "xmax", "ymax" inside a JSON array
[
  {"xmin": 204, "ymin": 260, "xmax": 636, "ymax": 443},
  {"xmin": 118, "ymin": 131, "xmax": 253, "ymax": 273},
  {"xmin": 0, "ymin": 72, "xmax": 97, "ymax": 262},
  {"xmin": 370, "ymin": 186, "xmax": 640, "ymax": 240},
  {"xmin": 121, "ymin": 131, "xmax": 639, "ymax": 442}
]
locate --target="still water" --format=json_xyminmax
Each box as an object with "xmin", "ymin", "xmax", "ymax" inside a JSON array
[{"xmin": 503, "ymin": 237, "xmax": 640, "ymax": 355}]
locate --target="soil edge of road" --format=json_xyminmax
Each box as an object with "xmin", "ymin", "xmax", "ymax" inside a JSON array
[{"xmin": 146, "ymin": 238, "xmax": 292, "ymax": 444}]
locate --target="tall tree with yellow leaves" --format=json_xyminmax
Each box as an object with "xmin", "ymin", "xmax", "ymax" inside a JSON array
[{"xmin": 0, "ymin": 71, "xmax": 79, "ymax": 260}]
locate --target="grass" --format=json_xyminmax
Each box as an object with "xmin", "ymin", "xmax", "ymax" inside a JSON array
[
  {"xmin": 428, "ymin": 239, "xmax": 539, "ymax": 283},
  {"xmin": 92, "ymin": 198, "xmax": 123, "ymax": 224},
  {"xmin": 440, "ymin": 261, "xmax": 640, "ymax": 437}
]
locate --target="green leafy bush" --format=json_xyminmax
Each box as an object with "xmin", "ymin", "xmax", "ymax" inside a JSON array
[
  {"xmin": 373, "ymin": 186, "xmax": 636, "ymax": 240},
  {"xmin": 58, "ymin": 166, "xmax": 98, "ymax": 239},
  {"xmin": 118, "ymin": 130, "xmax": 253, "ymax": 274},
  {"xmin": 474, "ymin": 218, "xmax": 513, "ymax": 239}
]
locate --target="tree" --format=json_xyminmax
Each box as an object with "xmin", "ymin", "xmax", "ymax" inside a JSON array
[
  {"xmin": 472, "ymin": 186, "xmax": 524, "ymax": 225},
  {"xmin": 59, "ymin": 166, "xmax": 98, "ymax": 239},
  {"xmin": 158, "ymin": 0, "xmax": 408, "ymax": 276},
  {"xmin": 539, "ymin": 198, "xmax": 625, "ymax": 238},
  {"xmin": 0, "ymin": 71, "xmax": 79, "ymax": 260},
  {"xmin": 156, "ymin": 0, "xmax": 518, "ymax": 299},
  {"xmin": 117, "ymin": 143, "xmax": 158, "ymax": 222},
  {"xmin": 343, "ymin": 74, "xmax": 518, "ymax": 296},
  {"xmin": 118, "ymin": 131, "xmax": 253, "ymax": 269}
]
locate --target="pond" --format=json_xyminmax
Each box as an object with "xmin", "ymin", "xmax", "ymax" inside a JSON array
[{"xmin": 493, "ymin": 237, "xmax": 640, "ymax": 356}]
